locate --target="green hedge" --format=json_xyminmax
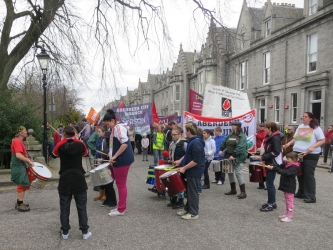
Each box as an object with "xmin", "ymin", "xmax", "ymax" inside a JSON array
[{"xmin": 0, "ymin": 91, "xmax": 43, "ymax": 148}]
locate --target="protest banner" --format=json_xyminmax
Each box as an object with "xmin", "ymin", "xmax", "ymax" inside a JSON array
[
  {"xmin": 86, "ymin": 107, "xmax": 100, "ymax": 124},
  {"xmin": 189, "ymin": 89, "xmax": 203, "ymax": 115},
  {"xmin": 183, "ymin": 110, "xmax": 257, "ymax": 152},
  {"xmin": 202, "ymin": 84, "xmax": 251, "ymax": 118},
  {"xmin": 158, "ymin": 113, "xmax": 178, "ymax": 124},
  {"xmin": 113, "ymin": 103, "xmax": 153, "ymax": 135}
]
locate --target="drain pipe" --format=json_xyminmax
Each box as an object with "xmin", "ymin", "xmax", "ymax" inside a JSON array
[{"xmin": 282, "ymin": 40, "xmax": 288, "ymax": 128}]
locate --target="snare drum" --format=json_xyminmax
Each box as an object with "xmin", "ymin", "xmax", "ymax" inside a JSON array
[
  {"xmin": 221, "ymin": 160, "xmax": 234, "ymax": 173},
  {"xmin": 90, "ymin": 163, "xmax": 113, "ymax": 186},
  {"xmin": 154, "ymin": 165, "xmax": 173, "ymax": 191},
  {"xmin": 159, "ymin": 170, "xmax": 186, "ymax": 196},
  {"xmin": 146, "ymin": 165, "xmax": 156, "ymax": 185},
  {"xmin": 26, "ymin": 162, "xmax": 52, "ymax": 189},
  {"xmin": 209, "ymin": 160, "xmax": 222, "ymax": 172},
  {"xmin": 248, "ymin": 163, "xmax": 265, "ymax": 182}
]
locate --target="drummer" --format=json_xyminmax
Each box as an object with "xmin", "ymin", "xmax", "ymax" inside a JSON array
[
  {"xmin": 52, "ymin": 125, "xmax": 92, "ymax": 240},
  {"xmin": 167, "ymin": 126, "xmax": 187, "ymax": 209},
  {"xmin": 10, "ymin": 126, "xmax": 34, "ymax": 212},
  {"xmin": 218, "ymin": 121, "xmax": 248, "ymax": 199}
]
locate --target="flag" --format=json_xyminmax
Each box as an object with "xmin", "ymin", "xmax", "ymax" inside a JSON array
[
  {"xmin": 86, "ymin": 107, "xmax": 100, "ymax": 124},
  {"xmin": 152, "ymin": 102, "xmax": 159, "ymax": 124}
]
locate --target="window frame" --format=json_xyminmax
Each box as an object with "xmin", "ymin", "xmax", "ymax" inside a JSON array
[
  {"xmin": 291, "ymin": 93, "xmax": 298, "ymax": 123},
  {"xmin": 274, "ymin": 96, "xmax": 280, "ymax": 123},
  {"xmin": 263, "ymin": 52, "xmax": 270, "ymax": 84},
  {"xmin": 240, "ymin": 62, "xmax": 246, "ymax": 90},
  {"xmin": 265, "ymin": 19, "xmax": 271, "ymax": 37},
  {"xmin": 175, "ymin": 85, "xmax": 180, "ymax": 101},
  {"xmin": 307, "ymin": 33, "xmax": 318, "ymax": 73},
  {"xmin": 309, "ymin": 0, "xmax": 317, "ymax": 15}
]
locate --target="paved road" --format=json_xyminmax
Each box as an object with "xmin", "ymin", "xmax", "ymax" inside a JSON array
[{"xmin": 1, "ymin": 154, "xmax": 333, "ymax": 250}]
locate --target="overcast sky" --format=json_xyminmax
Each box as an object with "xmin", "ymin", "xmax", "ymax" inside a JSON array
[{"xmin": 78, "ymin": 0, "xmax": 304, "ymax": 115}]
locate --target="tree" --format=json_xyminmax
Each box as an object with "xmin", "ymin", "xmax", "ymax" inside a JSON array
[{"xmin": 0, "ymin": 0, "xmax": 224, "ymax": 93}]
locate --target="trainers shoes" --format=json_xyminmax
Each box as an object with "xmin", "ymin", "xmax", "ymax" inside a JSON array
[
  {"xmin": 217, "ymin": 181, "xmax": 223, "ymax": 185},
  {"xmin": 62, "ymin": 233, "xmax": 69, "ymax": 240},
  {"xmin": 82, "ymin": 231, "xmax": 92, "ymax": 240},
  {"xmin": 108, "ymin": 209, "xmax": 125, "ymax": 216},
  {"xmin": 278, "ymin": 214, "xmax": 287, "ymax": 219},
  {"xmin": 280, "ymin": 217, "xmax": 293, "ymax": 222},
  {"xmin": 181, "ymin": 213, "xmax": 199, "ymax": 220},
  {"xmin": 211, "ymin": 180, "xmax": 218, "ymax": 183},
  {"xmin": 177, "ymin": 209, "xmax": 188, "ymax": 216},
  {"xmin": 16, "ymin": 203, "xmax": 30, "ymax": 212}
]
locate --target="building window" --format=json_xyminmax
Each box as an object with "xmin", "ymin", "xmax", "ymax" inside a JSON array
[
  {"xmin": 263, "ymin": 52, "xmax": 270, "ymax": 84},
  {"xmin": 240, "ymin": 62, "xmax": 246, "ymax": 90},
  {"xmin": 199, "ymin": 73, "xmax": 204, "ymax": 93},
  {"xmin": 291, "ymin": 93, "xmax": 297, "ymax": 123},
  {"xmin": 308, "ymin": 33, "xmax": 317, "ymax": 73},
  {"xmin": 209, "ymin": 44, "xmax": 213, "ymax": 57},
  {"xmin": 274, "ymin": 96, "xmax": 280, "ymax": 123},
  {"xmin": 175, "ymin": 85, "xmax": 180, "ymax": 101},
  {"xmin": 206, "ymin": 70, "xmax": 212, "ymax": 83},
  {"xmin": 309, "ymin": 0, "xmax": 317, "ymax": 15},
  {"xmin": 258, "ymin": 98, "xmax": 266, "ymax": 123},
  {"xmin": 241, "ymin": 33, "xmax": 245, "ymax": 49},
  {"xmin": 265, "ymin": 20, "xmax": 271, "ymax": 37}
]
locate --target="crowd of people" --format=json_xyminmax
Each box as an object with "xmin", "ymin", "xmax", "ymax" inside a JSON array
[{"xmin": 9, "ymin": 110, "xmax": 330, "ymax": 240}]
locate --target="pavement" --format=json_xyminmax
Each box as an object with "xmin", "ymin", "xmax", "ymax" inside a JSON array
[{"xmin": 0, "ymin": 154, "xmax": 333, "ymax": 249}]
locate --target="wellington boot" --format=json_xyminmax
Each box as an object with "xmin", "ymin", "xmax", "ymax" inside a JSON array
[
  {"xmin": 101, "ymin": 195, "xmax": 106, "ymax": 201},
  {"xmin": 94, "ymin": 190, "xmax": 104, "ymax": 201},
  {"xmin": 238, "ymin": 184, "xmax": 247, "ymax": 199},
  {"xmin": 224, "ymin": 182, "xmax": 237, "ymax": 195}
]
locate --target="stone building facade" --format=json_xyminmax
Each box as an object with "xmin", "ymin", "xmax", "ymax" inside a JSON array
[{"xmin": 102, "ymin": 0, "xmax": 333, "ymax": 129}]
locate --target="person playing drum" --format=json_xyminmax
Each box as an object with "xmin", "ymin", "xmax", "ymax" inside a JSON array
[
  {"xmin": 52, "ymin": 125, "xmax": 92, "ymax": 240},
  {"xmin": 167, "ymin": 126, "xmax": 187, "ymax": 209},
  {"xmin": 11, "ymin": 126, "xmax": 34, "ymax": 212},
  {"xmin": 174, "ymin": 122, "xmax": 205, "ymax": 220},
  {"xmin": 103, "ymin": 109, "xmax": 134, "ymax": 216},
  {"xmin": 218, "ymin": 121, "xmax": 248, "ymax": 199}
]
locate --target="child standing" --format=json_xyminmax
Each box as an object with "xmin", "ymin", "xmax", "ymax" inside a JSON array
[
  {"xmin": 141, "ymin": 133, "xmax": 149, "ymax": 161},
  {"xmin": 265, "ymin": 151, "xmax": 299, "ymax": 222}
]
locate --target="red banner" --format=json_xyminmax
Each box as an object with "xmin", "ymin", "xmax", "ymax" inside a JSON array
[
  {"xmin": 152, "ymin": 102, "xmax": 159, "ymax": 124},
  {"xmin": 189, "ymin": 89, "xmax": 203, "ymax": 115}
]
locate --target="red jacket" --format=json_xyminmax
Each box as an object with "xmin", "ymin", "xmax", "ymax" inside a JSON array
[
  {"xmin": 324, "ymin": 130, "xmax": 333, "ymax": 144},
  {"xmin": 256, "ymin": 129, "xmax": 266, "ymax": 149},
  {"xmin": 54, "ymin": 133, "xmax": 61, "ymax": 145}
]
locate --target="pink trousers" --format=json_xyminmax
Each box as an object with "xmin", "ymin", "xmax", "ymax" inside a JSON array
[
  {"xmin": 284, "ymin": 192, "xmax": 294, "ymax": 218},
  {"xmin": 112, "ymin": 165, "xmax": 130, "ymax": 213}
]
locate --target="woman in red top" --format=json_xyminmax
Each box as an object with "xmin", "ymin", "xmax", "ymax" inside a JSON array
[
  {"xmin": 10, "ymin": 126, "xmax": 34, "ymax": 212},
  {"xmin": 323, "ymin": 125, "xmax": 333, "ymax": 165}
]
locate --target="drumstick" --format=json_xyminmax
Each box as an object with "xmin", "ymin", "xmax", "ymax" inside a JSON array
[
  {"xmin": 78, "ymin": 124, "xmax": 88, "ymax": 136},
  {"xmin": 49, "ymin": 124, "xmax": 62, "ymax": 135},
  {"xmin": 96, "ymin": 150, "xmax": 109, "ymax": 156}
]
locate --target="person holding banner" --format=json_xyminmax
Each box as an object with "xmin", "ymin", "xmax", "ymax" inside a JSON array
[
  {"xmin": 219, "ymin": 121, "xmax": 248, "ymax": 199},
  {"xmin": 103, "ymin": 109, "xmax": 134, "ymax": 216},
  {"xmin": 153, "ymin": 125, "xmax": 165, "ymax": 166}
]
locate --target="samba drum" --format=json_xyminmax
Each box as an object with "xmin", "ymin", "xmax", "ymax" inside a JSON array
[
  {"xmin": 221, "ymin": 159, "xmax": 235, "ymax": 174},
  {"xmin": 90, "ymin": 163, "xmax": 113, "ymax": 186},
  {"xmin": 159, "ymin": 170, "xmax": 186, "ymax": 196},
  {"xmin": 209, "ymin": 160, "xmax": 222, "ymax": 172},
  {"xmin": 248, "ymin": 162, "xmax": 265, "ymax": 182},
  {"xmin": 146, "ymin": 165, "xmax": 156, "ymax": 185},
  {"xmin": 250, "ymin": 155, "xmax": 261, "ymax": 163},
  {"xmin": 154, "ymin": 165, "xmax": 173, "ymax": 191},
  {"xmin": 26, "ymin": 162, "xmax": 52, "ymax": 189}
]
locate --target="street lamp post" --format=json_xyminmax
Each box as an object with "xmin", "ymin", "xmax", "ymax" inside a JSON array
[{"xmin": 36, "ymin": 45, "xmax": 50, "ymax": 163}]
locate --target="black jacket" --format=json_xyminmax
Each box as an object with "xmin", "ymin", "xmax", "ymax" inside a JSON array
[
  {"xmin": 262, "ymin": 131, "xmax": 282, "ymax": 170},
  {"xmin": 273, "ymin": 163, "xmax": 298, "ymax": 194},
  {"xmin": 174, "ymin": 140, "xmax": 187, "ymax": 161}
]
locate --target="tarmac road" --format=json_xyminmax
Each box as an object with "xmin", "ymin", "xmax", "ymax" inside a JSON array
[{"xmin": 1, "ymin": 155, "xmax": 333, "ymax": 250}]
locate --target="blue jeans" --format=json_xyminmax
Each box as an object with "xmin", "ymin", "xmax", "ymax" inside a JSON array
[
  {"xmin": 153, "ymin": 149, "xmax": 163, "ymax": 166},
  {"xmin": 265, "ymin": 170, "xmax": 276, "ymax": 204},
  {"xmin": 59, "ymin": 192, "xmax": 89, "ymax": 234}
]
